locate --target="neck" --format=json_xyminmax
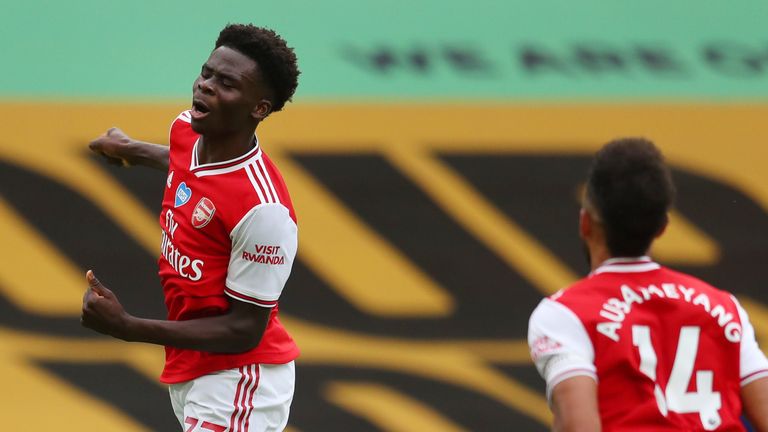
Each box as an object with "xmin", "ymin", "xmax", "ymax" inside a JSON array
[
  {"xmin": 589, "ymin": 245, "xmax": 652, "ymax": 272},
  {"xmin": 198, "ymin": 129, "xmax": 257, "ymax": 164},
  {"xmin": 588, "ymin": 243, "xmax": 612, "ymax": 272}
]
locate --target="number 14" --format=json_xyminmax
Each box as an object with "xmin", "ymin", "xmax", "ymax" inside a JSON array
[{"xmin": 632, "ymin": 325, "xmax": 722, "ymax": 430}]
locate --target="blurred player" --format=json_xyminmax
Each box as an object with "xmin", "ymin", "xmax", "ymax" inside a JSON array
[
  {"xmin": 81, "ymin": 24, "xmax": 301, "ymax": 431},
  {"xmin": 528, "ymin": 138, "xmax": 768, "ymax": 431}
]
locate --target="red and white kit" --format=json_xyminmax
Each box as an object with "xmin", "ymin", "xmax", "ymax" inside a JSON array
[
  {"xmin": 169, "ymin": 362, "xmax": 295, "ymax": 432},
  {"xmin": 529, "ymin": 257, "xmax": 768, "ymax": 431},
  {"xmin": 159, "ymin": 111, "xmax": 300, "ymax": 430}
]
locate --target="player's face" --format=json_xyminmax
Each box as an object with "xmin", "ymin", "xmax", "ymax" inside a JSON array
[{"xmin": 190, "ymin": 46, "xmax": 272, "ymax": 136}]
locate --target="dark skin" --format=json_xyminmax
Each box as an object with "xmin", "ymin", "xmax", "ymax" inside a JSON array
[
  {"xmin": 83, "ymin": 46, "xmax": 275, "ymax": 353},
  {"xmin": 82, "ymin": 271, "xmax": 270, "ymax": 353},
  {"xmin": 551, "ymin": 197, "xmax": 768, "ymax": 432},
  {"xmin": 89, "ymin": 127, "xmax": 169, "ymax": 170}
]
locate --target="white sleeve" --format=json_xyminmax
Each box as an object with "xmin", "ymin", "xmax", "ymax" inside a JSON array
[
  {"xmin": 225, "ymin": 203, "xmax": 298, "ymax": 308},
  {"xmin": 528, "ymin": 298, "xmax": 597, "ymax": 400},
  {"xmin": 733, "ymin": 296, "xmax": 768, "ymax": 386}
]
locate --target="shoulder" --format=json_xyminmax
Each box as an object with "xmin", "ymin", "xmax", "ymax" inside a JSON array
[
  {"xmin": 530, "ymin": 297, "xmax": 580, "ymax": 326},
  {"xmin": 170, "ymin": 111, "xmax": 192, "ymax": 131},
  {"xmin": 175, "ymin": 110, "xmax": 192, "ymax": 124},
  {"xmin": 191, "ymin": 149, "xmax": 292, "ymax": 228},
  {"xmin": 547, "ymin": 276, "xmax": 605, "ymax": 311},
  {"xmin": 528, "ymin": 297, "xmax": 597, "ymax": 391},
  {"xmin": 529, "ymin": 297, "xmax": 590, "ymax": 348},
  {"xmin": 169, "ymin": 111, "xmax": 199, "ymax": 149},
  {"xmin": 231, "ymin": 203, "xmax": 296, "ymax": 239},
  {"xmin": 660, "ymin": 266, "xmax": 710, "ymax": 286},
  {"xmin": 244, "ymin": 151, "xmax": 296, "ymax": 223},
  {"xmin": 661, "ymin": 266, "xmax": 737, "ymax": 302}
]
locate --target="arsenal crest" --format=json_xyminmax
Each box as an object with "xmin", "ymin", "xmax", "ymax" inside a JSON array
[{"xmin": 191, "ymin": 197, "xmax": 215, "ymax": 229}]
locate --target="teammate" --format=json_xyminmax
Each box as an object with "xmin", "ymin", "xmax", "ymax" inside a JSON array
[
  {"xmin": 528, "ymin": 138, "xmax": 768, "ymax": 431},
  {"xmin": 81, "ymin": 24, "xmax": 301, "ymax": 431}
]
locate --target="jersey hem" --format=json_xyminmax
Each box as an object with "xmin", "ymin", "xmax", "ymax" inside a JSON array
[
  {"xmin": 159, "ymin": 349, "xmax": 300, "ymax": 384},
  {"xmin": 546, "ymin": 368, "xmax": 598, "ymax": 401}
]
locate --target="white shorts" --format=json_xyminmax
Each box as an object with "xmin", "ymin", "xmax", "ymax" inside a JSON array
[{"xmin": 169, "ymin": 362, "xmax": 295, "ymax": 432}]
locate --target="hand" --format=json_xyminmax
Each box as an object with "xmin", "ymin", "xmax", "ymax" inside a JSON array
[
  {"xmin": 89, "ymin": 127, "xmax": 133, "ymax": 167},
  {"xmin": 81, "ymin": 270, "xmax": 131, "ymax": 340}
]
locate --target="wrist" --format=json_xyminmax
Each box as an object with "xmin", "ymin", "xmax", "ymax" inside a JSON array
[
  {"xmin": 118, "ymin": 313, "xmax": 139, "ymax": 342},
  {"xmin": 122, "ymin": 140, "xmax": 141, "ymax": 166}
]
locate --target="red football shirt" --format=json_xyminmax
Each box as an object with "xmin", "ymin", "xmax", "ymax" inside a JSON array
[
  {"xmin": 158, "ymin": 111, "xmax": 300, "ymax": 384},
  {"xmin": 529, "ymin": 257, "xmax": 768, "ymax": 431}
]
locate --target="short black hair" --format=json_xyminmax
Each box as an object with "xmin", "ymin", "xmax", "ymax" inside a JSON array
[
  {"xmin": 585, "ymin": 137, "xmax": 676, "ymax": 257},
  {"xmin": 215, "ymin": 24, "xmax": 300, "ymax": 113}
]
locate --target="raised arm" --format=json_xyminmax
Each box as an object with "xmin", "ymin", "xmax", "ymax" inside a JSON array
[{"xmin": 89, "ymin": 127, "xmax": 169, "ymax": 171}]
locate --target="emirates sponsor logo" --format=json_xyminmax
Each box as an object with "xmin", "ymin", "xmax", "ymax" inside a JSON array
[
  {"xmin": 160, "ymin": 230, "xmax": 204, "ymax": 281},
  {"xmin": 191, "ymin": 197, "xmax": 215, "ymax": 229},
  {"xmin": 242, "ymin": 244, "xmax": 285, "ymax": 265},
  {"xmin": 162, "ymin": 209, "xmax": 204, "ymax": 281}
]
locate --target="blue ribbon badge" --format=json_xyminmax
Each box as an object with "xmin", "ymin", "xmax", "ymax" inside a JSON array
[{"xmin": 175, "ymin": 182, "xmax": 192, "ymax": 207}]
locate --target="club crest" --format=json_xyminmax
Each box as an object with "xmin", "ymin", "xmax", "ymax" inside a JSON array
[
  {"xmin": 191, "ymin": 197, "xmax": 216, "ymax": 229},
  {"xmin": 175, "ymin": 182, "xmax": 191, "ymax": 207}
]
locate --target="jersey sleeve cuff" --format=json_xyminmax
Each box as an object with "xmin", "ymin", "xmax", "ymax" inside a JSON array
[
  {"xmin": 546, "ymin": 368, "xmax": 598, "ymax": 401},
  {"xmin": 224, "ymin": 287, "xmax": 278, "ymax": 308},
  {"xmin": 741, "ymin": 369, "xmax": 768, "ymax": 387}
]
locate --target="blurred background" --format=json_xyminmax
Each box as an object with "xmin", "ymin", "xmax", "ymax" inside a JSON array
[{"xmin": 1, "ymin": 1, "xmax": 767, "ymax": 430}]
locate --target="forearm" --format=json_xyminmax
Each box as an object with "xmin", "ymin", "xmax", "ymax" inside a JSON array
[
  {"xmin": 121, "ymin": 313, "xmax": 265, "ymax": 353},
  {"xmin": 551, "ymin": 376, "xmax": 601, "ymax": 432},
  {"xmin": 743, "ymin": 377, "xmax": 768, "ymax": 432},
  {"xmin": 553, "ymin": 414, "xmax": 601, "ymax": 432},
  {"xmin": 124, "ymin": 141, "xmax": 170, "ymax": 171}
]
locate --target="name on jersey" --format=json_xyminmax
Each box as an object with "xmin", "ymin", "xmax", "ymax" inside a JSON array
[
  {"xmin": 597, "ymin": 283, "xmax": 742, "ymax": 343},
  {"xmin": 161, "ymin": 209, "xmax": 204, "ymax": 281},
  {"xmin": 241, "ymin": 244, "xmax": 285, "ymax": 265}
]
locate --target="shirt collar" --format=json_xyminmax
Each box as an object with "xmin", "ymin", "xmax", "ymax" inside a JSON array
[{"xmin": 591, "ymin": 256, "xmax": 660, "ymax": 275}]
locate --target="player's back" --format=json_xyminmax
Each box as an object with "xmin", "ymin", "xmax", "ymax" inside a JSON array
[{"xmin": 553, "ymin": 259, "xmax": 745, "ymax": 431}]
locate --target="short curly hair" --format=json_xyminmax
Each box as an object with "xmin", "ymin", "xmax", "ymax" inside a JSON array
[
  {"xmin": 586, "ymin": 137, "xmax": 676, "ymax": 256},
  {"xmin": 216, "ymin": 24, "xmax": 300, "ymax": 113}
]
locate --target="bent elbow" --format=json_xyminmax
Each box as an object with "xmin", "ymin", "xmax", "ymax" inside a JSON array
[
  {"xmin": 226, "ymin": 325, "xmax": 264, "ymax": 353},
  {"xmin": 238, "ymin": 333, "xmax": 263, "ymax": 352}
]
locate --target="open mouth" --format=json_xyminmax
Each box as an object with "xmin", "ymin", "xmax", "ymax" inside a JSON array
[{"xmin": 191, "ymin": 99, "xmax": 211, "ymax": 118}]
